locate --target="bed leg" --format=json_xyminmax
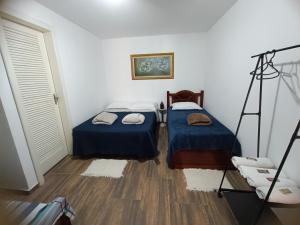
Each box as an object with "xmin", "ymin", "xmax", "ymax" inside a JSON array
[
  {"xmin": 154, "ymin": 157, "xmax": 160, "ymax": 165},
  {"xmin": 218, "ymin": 191, "xmax": 223, "ymax": 198}
]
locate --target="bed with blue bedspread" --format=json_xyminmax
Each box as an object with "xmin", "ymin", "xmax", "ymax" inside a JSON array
[
  {"xmin": 73, "ymin": 111, "xmax": 158, "ymax": 158},
  {"xmin": 166, "ymin": 90, "xmax": 241, "ymax": 168}
]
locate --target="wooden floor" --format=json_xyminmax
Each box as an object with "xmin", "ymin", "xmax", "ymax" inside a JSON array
[{"xmin": 1, "ymin": 127, "xmax": 251, "ymax": 225}]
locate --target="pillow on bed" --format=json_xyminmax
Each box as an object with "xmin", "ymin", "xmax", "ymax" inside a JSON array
[
  {"xmin": 130, "ymin": 102, "xmax": 157, "ymax": 112},
  {"xmin": 106, "ymin": 102, "xmax": 132, "ymax": 111},
  {"xmin": 172, "ymin": 102, "xmax": 202, "ymax": 110},
  {"xmin": 107, "ymin": 101, "xmax": 132, "ymax": 109}
]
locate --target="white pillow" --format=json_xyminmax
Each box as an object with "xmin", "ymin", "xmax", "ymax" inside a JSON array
[
  {"xmin": 172, "ymin": 102, "xmax": 202, "ymax": 110},
  {"xmin": 130, "ymin": 102, "xmax": 157, "ymax": 112},
  {"xmin": 106, "ymin": 101, "xmax": 132, "ymax": 109}
]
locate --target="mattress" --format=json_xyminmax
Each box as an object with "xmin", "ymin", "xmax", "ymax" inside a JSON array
[{"xmin": 73, "ymin": 111, "xmax": 158, "ymax": 158}]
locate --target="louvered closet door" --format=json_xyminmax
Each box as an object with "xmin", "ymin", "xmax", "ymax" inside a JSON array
[{"xmin": 0, "ymin": 19, "xmax": 68, "ymax": 175}]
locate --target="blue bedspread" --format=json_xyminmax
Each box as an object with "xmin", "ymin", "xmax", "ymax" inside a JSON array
[
  {"xmin": 167, "ymin": 108, "xmax": 241, "ymax": 166},
  {"xmin": 73, "ymin": 112, "xmax": 158, "ymax": 158}
]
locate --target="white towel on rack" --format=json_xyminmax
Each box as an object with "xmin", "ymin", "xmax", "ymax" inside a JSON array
[
  {"xmin": 247, "ymin": 176, "xmax": 297, "ymax": 188},
  {"xmin": 238, "ymin": 166, "xmax": 287, "ymax": 179},
  {"xmin": 256, "ymin": 186, "xmax": 300, "ymax": 204},
  {"xmin": 231, "ymin": 156, "xmax": 274, "ymax": 169}
]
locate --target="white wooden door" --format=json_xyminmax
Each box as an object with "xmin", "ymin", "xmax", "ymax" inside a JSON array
[{"xmin": 0, "ymin": 18, "xmax": 68, "ymax": 175}]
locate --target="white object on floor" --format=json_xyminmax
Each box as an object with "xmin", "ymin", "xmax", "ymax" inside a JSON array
[
  {"xmin": 81, "ymin": 159, "xmax": 127, "ymax": 178},
  {"xmin": 247, "ymin": 176, "xmax": 298, "ymax": 188},
  {"xmin": 231, "ymin": 156, "xmax": 275, "ymax": 169},
  {"xmin": 92, "ymin": 112, "xmax": 118, "ymax": 125},
  {"xmin": 238, "ymin": 166, "xmax": 287, "ymax": 179},
  {"xmin": 122, "ymin": 113, "xmax": 145, "ymax": 124},
  {"xmin": 256, "ymin": 186, "xmax": 300, "ymax": 204},
  {"xmin": 183, "ymin": 169, "xmax": 233, "ymax": 192}
]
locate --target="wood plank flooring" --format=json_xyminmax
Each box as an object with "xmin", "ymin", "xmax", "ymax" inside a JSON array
[{"xmin": 0, "ymin": 127, "xmax": 251, "ymax": 225}]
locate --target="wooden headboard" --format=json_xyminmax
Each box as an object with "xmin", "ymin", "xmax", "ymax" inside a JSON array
[{"xmin": 167, "ymin": 90, "xmax": 204, "ymax": 108}]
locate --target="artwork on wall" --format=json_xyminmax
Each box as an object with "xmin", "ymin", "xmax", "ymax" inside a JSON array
[{"xmin": 130, "ymin": 52, "xmax": 174, "ymax": 80}]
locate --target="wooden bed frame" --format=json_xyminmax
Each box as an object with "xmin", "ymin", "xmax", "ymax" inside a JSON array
[
  {"xmin": 167, "ymin": 90, "xmax": 232, "ymax": 169},
  {"xmin": 167, "ymin": 90, "xmax": 204, "ymax": 108}
]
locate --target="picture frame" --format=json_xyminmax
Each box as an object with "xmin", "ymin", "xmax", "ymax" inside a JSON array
[{"xmin": 130, "ymin": 52, "xmax": 174, "ymax": 80}]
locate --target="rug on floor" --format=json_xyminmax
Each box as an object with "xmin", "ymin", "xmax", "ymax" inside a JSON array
[
  {"xmin": 183, "ymin": 169, "xmax": 233, "ymax": 192},
  {"xmin": 81, "ymin": 159, "xmax": 127, "ymax": 178}
]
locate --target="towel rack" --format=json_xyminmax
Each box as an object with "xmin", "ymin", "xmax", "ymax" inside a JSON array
[{"xmin": 217, "ymin": 44, "xmax": 300, "ymax": 225}]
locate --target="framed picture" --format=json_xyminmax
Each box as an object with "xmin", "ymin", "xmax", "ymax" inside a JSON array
[{"xmin": 130, "ymin": 52, "xmax": 174, "ymax": 80}]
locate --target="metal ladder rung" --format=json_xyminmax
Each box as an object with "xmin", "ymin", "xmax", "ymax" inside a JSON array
[{"xmin": 243, "ymin": 113, "xmax": 260, "ymax": 116}]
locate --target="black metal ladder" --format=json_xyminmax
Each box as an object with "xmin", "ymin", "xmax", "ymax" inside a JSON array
[{"xmin": 217, "ymin": 44, "xmax": 300, "ymax": 225}]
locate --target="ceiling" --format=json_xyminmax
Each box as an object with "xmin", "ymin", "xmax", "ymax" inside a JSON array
[{"xmin": 36, "ymin": 0, "xmax": 237, "ymax": 39}]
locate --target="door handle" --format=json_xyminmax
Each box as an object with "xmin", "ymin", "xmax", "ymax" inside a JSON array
[{"xmin": 53, "ymin": 94, "xmax": 59, "ymax": 105}]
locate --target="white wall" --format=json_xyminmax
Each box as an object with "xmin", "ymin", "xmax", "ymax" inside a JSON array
[
  {"xmin": 206, "ymin": 0, "xmax": 300, "ymax": 183},
  {"xmin": 0, "ymin": 0, "xmax": 108, "ymax": 127},
  {"xmin": 101, "ymin": 33, "xmax": 206, "ymax": 105}
]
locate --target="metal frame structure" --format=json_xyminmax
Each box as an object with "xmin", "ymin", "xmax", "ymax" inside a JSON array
[{"xmin": 217, "ymin": 44, "xmax": 300, "ymax": 225}]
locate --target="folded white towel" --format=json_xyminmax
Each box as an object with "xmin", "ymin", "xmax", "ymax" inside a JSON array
[
  {"xmin": 247, "ymin": 176, "xmax": 297, "ymax": 188},
  {"xmin": 238, "ymin": 166, "xmax": 287, "ymax": 179},
  {"xmin": 256, "ymin": 186, "xmax": 300, "ymax": 204},
  {"xmin": 122, "ymin": 113, "xmax": 145, "ymax": 124},
  {"xmin": 231, "ymin": 156, "xmax": 274, "ymax": 169},
  {"xmin": 92, "ymin": 112, "xmax": 118, "ymax": 125}
]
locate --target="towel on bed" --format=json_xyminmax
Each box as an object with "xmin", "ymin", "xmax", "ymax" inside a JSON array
[
  {"xmin": 238, "ymin": 166, "xmax": 287, "ymax": 179},
  {"xmin": 231, "ymin": 156, "xmax": 275, "ymax": 169},
  {"xmin": 187, "ymin": 113, "xmax": 212, "ymax": 126},
  {"xmin": 247, "ymin": 176, "xmax": 297, "ymax": 188},
  {"xmin": 122, "ymin": 113, "xmax": 145, "ymax": 124},
  {"xmin": 256, "ymin": 186, "xmax": 300, "ymax": 204},
  {"xmin": 92, "ymin": 112, "xmax": 118, "ymax": 125}
]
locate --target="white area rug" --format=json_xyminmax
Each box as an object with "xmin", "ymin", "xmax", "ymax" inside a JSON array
[
  {"xmin": 81, "ymin": 159, "xmax": 127, "ymax": 178},
  {"xmin": 183, "ymin": 169, "xmax": 233, "ymax": 192}
]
